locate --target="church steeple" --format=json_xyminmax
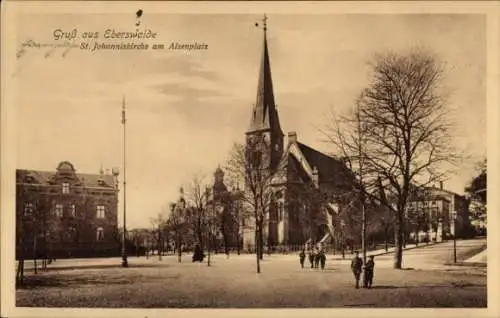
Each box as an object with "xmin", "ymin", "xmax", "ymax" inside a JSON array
[{"xmin": 247, "ymin": 15, "xmax": 283, "ymax": 137}]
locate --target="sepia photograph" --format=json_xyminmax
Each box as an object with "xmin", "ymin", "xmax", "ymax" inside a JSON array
[{"xmin": 1, "ymin": 1, "xmax": 498, "ymax": 317}]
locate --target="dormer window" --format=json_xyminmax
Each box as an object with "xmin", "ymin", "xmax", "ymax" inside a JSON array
[{"xmin": 62, "ymin": 182, "xmax": 70, "ymax": 194}]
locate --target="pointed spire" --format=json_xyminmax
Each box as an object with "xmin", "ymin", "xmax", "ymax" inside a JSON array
[{"xmin": 247, "ymin": 14, "xmax": 283, "ymax": 136}]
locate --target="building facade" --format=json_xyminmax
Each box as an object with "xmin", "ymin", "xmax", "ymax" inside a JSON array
[
  {"xmin": 16, "ymin": 161, "xmax": 120, "ymax": 259},
  {"xmin": 407, "ymin": 182, "xmax": 471, "ymax": 242},
  {"xmin": 241, "ymin": 21, "xmax": 360, "ymax": 252}
]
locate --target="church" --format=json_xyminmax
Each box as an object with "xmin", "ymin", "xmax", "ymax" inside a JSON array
[{"xmin": 240, "ymin": 18, "xmax": 362, "ymax": 252}]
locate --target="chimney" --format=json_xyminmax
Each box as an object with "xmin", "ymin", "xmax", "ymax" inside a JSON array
[
  {"xmin": 439, "ymin": 181, "xmax": 443, "ymax": 190},
  {"xmin": 288, "ymin": 131, "xmax": 297, "ymax": 144}
]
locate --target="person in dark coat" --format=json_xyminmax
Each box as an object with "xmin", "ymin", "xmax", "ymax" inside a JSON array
[
  {"xmin": 363, "ymin": 255, "xmax": 375, "ymax": 288},
  {"xmin": 314, "ymin": 249, "xmax": 321, "ymax": 269},
  {"xmin": 192, "ymin": 244, "xmax": 205, "ymax": 262},
  {"xmin": 350, "ymin": 251, "xmax": 363, "ymax": 288},
  {"xmin": 299, "ymin": 249, "xmax": 306, "ymax": 268},
  {"xmin": 308, "ymin": 247, "xmax": 316, "ymax": 268},
  {"xmin": 319, "ymin": 250, "xmax": 326, "ymax": 270}
]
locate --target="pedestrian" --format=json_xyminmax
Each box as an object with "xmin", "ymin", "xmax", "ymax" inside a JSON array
[
  {"xmin": 309, "ymin": 247, "xmax": 316, "ymax": 268},
  {"xmin": 350, "ymin": 251, "xmax": 363, "ymax": 289},
  {"xmin": 319, "ymin": 250, "xmax": 326, "ymax": 270},
  {"xmin": 314, "ymin": 250, "xmax": 320, "ymax": 269},
  {"xmin": 364, "ymin": 255, "xmax": 375, "ymax": 288},
  {"xmin": 299, "ymin": 249, "xmax": 306, "ymax": 268}
]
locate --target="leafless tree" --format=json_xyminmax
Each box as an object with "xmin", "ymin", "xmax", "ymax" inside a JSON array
[
  {"xmin": 324, "ymin": 49, "xmax": 458, "ymax": 269},
  {"xmin": 149, "ymin": 211, "xmax": 167, "ymax": 260},
  {"xmin": 225, "ymin": 137, "xmax": 284, "ymax": 273},
  {"xmin": 167, "ymin": 199, "xmax": 187, "ymax": 263},
  {"xmin": 185, "ymin": 174, "xmax": 210, "ymax": 251}
]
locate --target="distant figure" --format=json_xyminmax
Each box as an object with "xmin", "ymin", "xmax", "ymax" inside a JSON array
[
  {"xmin": 309, "ymin": 247, "xmax": 316, "ymax": 268},
  {"xmin": 364, "ymin": 255, "xmax": 375, "ymax": 288},
  {"xmin": 314, "ymin": 251, "xmax": 320, "ymax": 269},
  {"xmin": 192, "ymin": 244, "xmax": 205, "ymax": 262},
  {"xmin": 299, "ymin": 249, "xmax": 306, "ymax": 268},
  {"xmin": 318, "ymin": 250, "xmax": 326, "ymax": 270},
  {"xmin": 350, "ymin": 251, "xmax": 363, "ymax": 289}
]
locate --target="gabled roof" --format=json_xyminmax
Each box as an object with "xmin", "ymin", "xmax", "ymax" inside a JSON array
[
  {"xmin": 296, "ymin": 142, "xmax": 354, "ymax": 185},
  {"xmin": 16, "ymin": 169, "xmax": 115, "ymax": 189}
]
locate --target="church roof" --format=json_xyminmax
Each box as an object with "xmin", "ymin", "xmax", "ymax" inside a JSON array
[
  {"xmin": 247, "ymin": 27, "xmax": 283, "ymax": 136},
  {"xmin": 296, "ymin": 142, "xmax": 355, "ymax": 186}
]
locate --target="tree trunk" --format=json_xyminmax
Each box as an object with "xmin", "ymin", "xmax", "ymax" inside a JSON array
[
  {"xmin": 258, "ymin": 220, "xmax": 264, "ymax": 260},
  {"xmin": 197, "ymin": 216, "xmax": 203, "ymax": 249},
  {"xmin": 177, "ymin": 233, "xmax": 182, "ymax": 263},
  {"xmin": 416, "ymin": 225, "xmax": 420, "ymax": 246},
  {"xmin": 33, "ymin": 237, "xmax": 38, "ymax": 274},
  {"xmin": 393, "ymin": 213, "xmax": 404, "ymax": 269},
  {"xmin": 158, "ymin": 231, "xmax": 162, "ymax": 261},
  {"xmin": 16, "ymin": 259, "xmax": 24, "ymax": 285},
  {"xmin": 361, "ymin": 203, "xmax": 366, "ymax": 264},
  {"xmin": 384, "ymin": 226, "xmax": 389, "ymax": 252},
  {"xmin": 236, "ymin": 229, "xmax": 241, "ymax": 255},
  {"xmin": 222, "ymin": 223, "xmax": 229, "ymax": 257},
  {"xmin": 255, "ymin": 226, "xmax": 261, "ymax": 273},
  {"xmin": 207, "ymin": 229, "xmax": 212, "ymax": 267}
]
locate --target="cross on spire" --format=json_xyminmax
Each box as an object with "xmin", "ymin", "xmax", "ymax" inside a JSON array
[
  {"xmin": 247, "ymin": 13, "xmax": 283, "ymax": 138},
  {"xmin": 262, "ymin": 14, "xmax": 268, "ymax": 32},
  {"xmin": 255, "ymin": 14, "xmax": 269, "ymax": 33}
]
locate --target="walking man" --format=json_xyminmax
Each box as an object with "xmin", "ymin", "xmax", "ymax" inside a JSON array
[
  {"xmin": 299, "ymin": 249, "xmax": 306, "ymax": 268},
  {"xmin": 350, "ymin": 251, "xmax": 363, "ymax": 289},
  {"xmin": 364, "ymin": 255, "xmax": 375, "ymax": 288},
  {"xmin": 309, "ymin": 247, "xmax": 316, "ymax": 268}
]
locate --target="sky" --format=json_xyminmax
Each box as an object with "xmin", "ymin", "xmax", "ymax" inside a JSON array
[{"xmin": 11, "ymin": 13, "xmax": 486, "ymax": 229}]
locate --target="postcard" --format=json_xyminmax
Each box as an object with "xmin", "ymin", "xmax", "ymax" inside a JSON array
[{"xmin": 1, "ymin": 1, "xmax": 499, "ymax": 318}]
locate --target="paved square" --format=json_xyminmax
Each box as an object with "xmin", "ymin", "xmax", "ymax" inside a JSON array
[{"xmin": 16, "ymin": 240, "xmax": 486, "ymax": 308}]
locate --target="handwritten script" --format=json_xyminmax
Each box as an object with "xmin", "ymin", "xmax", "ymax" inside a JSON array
[{"xmin": 17, "ymin": 28, "xmax": 208, "ymax": 60}]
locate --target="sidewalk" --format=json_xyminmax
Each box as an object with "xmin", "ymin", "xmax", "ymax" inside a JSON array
[
  {"xmin": 329, "ymin": 242, "xmax": 440, "ymax": 260},
  {"xmin": 457, "ymin": 248, "xmax": 487, "ymax": 267}
]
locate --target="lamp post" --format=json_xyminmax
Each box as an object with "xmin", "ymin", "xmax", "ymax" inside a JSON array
[
  {"xmin": 452, "ymin": 210, "xmax": 457, "ymax": 264},
  {"xmin": 340, "ymin": 220, "xmax": 345, "ymax": 260},
  {"xmin": 120, "ymin": 96, "xmax": 128, "ymax": 267}
]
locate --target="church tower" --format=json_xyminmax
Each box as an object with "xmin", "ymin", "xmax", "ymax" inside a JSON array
[{"xmin": 245, "ymin": 15, "xmax": 284, "ymax": 173}]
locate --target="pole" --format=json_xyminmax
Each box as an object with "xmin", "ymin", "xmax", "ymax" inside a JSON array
[
  {"xmin": 121, "ymin": 96, "xmax": 128, "ymax": 267},
  {"xmin": 453, "ymin": 213, "xmax": 457, "ymax": 263}
]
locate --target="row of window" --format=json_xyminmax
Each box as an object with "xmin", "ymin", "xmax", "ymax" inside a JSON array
[
  {"xmin": 50, "ymin": 226, "xmax": 105, "ymax": 241},
  {"xmin": 410, "ymin": 200, "xmax": 439, "ymax": 207},
  {"xmin": 23, "ymin": 202, "xmax": 107, "ymax": 219}
]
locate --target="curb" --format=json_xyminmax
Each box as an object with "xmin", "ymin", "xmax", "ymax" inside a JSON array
[
  {"xmin": 329, "ymin": 242, "xmax": 442, "ymax": 260},
  {"xmin": 444, "ymin": 262, "xmax": 487, "ymax": 268}
]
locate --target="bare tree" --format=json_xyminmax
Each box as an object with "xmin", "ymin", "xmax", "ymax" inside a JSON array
[
  {"xmin": 167, "ymin": 198, "xmax": 187, "ymax": 263},
  {"xmin": 185, "ymin": 174, "xmax": 210, "ymax": 251},
  {"xmin": 150, "ymin": 211, "xmax": 167, "ymax": 260},
  {"xmin": 325, "ymin": 50, "xmax": 457, "ymax": 269},
  {"xmin": 225, "ymin": 137, "xmax": 284, "ymax": 273}
]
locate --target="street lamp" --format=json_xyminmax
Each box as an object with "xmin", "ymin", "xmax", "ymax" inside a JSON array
[
  {"xmin": 452, "ymin": 210, "xmax": 457, "ymax": 263},
  {"xmin": 340, "ymin": 219, "xmax": 345, "ymax": 260},
  {"xmin": 111, "ymin": 167, "xmax": 127, "ymax": 266},
  {"xmin": 120, "ymin": 96, "xmax": 128, "ymax": 268}
]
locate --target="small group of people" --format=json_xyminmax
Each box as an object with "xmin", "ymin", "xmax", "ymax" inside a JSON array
[
  {"xmin": 299, "ymin": 246, "xmax": 376, "ymax": 289},
  {"xmin": 351, "ymin": 251, "xmax": 375, "ymax": 289},
  {"xmin": 299, "ymin": 246, "xmax": 327, "ymax": 270}
]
